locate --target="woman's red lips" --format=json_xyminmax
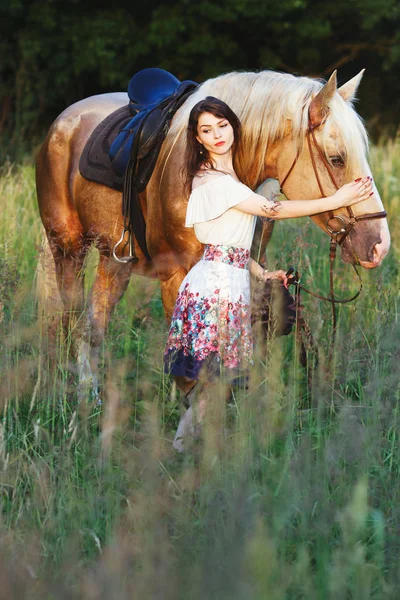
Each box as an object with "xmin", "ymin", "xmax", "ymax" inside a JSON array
[{"xmin": 215, "ymin": 141, "xmax": 225, "ymax": 146}]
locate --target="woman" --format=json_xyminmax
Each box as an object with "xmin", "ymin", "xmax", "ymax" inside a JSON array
[{"xmin": 164, "ymin": 96, "xmax": 373, "ymax": 450}]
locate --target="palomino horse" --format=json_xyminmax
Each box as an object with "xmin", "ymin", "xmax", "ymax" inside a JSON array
[{"xmin": 36, "ymin": 69, "xmax": 390, "ymax": 394}]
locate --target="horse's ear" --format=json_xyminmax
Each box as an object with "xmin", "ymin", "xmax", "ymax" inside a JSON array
[
  {"xmin": 309, "ymin": 71, "xmax": 337, "ymax": 129},
  {"xmin": 338, "ymin": 69, "xmax": 365, "ymax": 102}
]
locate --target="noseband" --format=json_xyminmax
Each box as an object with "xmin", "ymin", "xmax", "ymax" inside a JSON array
[{"xmin": 279, "ymin": 121, "xmax": 387, "ymax": 345}]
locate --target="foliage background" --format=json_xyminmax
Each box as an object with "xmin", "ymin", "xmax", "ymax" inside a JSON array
[{"xmin": 1, "ymin": 0, "xmax": 400, "ymax": 158}]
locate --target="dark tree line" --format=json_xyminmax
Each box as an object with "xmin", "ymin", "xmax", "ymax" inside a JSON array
[{"xmin": 1, "ymin": 0, "xmax": 399, "ymax": 155}]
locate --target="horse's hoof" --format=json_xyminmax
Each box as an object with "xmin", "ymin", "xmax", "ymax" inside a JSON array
[{"xmin": 172, "ymin": 437, "xmax": 185, "ymax": 453}]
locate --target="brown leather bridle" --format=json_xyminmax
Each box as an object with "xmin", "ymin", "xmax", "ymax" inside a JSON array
[{"xmin": 279, "ymin": 120, "xmax": 387, "ymax": 343}]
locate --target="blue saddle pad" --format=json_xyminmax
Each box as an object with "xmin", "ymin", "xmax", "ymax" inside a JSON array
[{"xmin": 108, "ymin": 112, "xmax": 144, "ymax": 176}]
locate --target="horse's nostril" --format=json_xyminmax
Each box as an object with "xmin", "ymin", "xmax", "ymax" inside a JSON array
[{"xmin": 368, "ymin": 239, "xmax": 382, "ymax": 263}]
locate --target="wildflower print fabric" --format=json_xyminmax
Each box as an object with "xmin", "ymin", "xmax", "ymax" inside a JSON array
[
  {"xmin": 164, "ymin": 245, "xmax": 253, "ymax": 380},
  {"xmin": 203, "ymin": 244, "xmax": 250, "ymax": 269}
]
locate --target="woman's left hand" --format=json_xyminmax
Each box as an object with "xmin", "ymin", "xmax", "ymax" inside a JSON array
[{"xmin": 262, "ymin": 269, "xmax": 288, "ymax": 288}]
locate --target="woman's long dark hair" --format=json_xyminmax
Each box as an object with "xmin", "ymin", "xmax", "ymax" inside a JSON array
[{"xmin": 183, "ymin": 96, "xmax": 242, "ymax": 197}]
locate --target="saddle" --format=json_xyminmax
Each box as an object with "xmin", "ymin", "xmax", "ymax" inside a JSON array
[
  {"xmin": 109, "ymin": 68, "xmax": 197, "ymax": 177},
  {"xmin": 79, "ymin": 68, "xmax": 198, "ymax": 261}
]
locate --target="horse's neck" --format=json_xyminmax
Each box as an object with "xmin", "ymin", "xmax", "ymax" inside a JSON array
[
  {"xmin": 237, "ymin": 130, "xmax": 288, "ymax": 188},
  {"xmin": 222, "ymin": 77, "xmax": 297, "ymax": 187}
]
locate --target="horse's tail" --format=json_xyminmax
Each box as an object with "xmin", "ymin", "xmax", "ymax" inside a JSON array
[{"xmin": 35, "ymin": 230, "xmax": 63, "ymax": 346}]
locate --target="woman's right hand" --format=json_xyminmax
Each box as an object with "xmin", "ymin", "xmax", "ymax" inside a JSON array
[{"xmin": 332, "ymin": 176, "xmax": 374, "ymax": 207}]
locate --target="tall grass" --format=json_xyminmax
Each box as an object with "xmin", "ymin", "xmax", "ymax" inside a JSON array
[{"xmin": 0, "ymin": 139, "xmax": 399, "ymax": 598}]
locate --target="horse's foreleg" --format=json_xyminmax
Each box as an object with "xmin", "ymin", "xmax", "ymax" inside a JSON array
[
  {"xmin": 159, "ymin": 267, "xmax": 187, "ymax": 322},
  {"xmin": 251, "ymin": 218, "xmax": 275, "ymax": 267},
  {"xmin": 79, "ymin": 254, "xmax": 131, "ymax": 398}
]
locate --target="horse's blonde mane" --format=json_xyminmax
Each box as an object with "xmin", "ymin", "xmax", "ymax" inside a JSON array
[{"xmin": 168, "ymin": 70, "xmax": 368, "ymax": 188}]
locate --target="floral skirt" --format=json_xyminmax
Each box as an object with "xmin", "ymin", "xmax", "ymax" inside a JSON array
[{"xmin": 164, "ymin": 244, "xmax": 253, "ymax": 380}]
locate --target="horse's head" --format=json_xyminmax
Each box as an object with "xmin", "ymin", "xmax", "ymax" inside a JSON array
[{"xmin": 272, "ymin": 71, "xmax": 390, "ymax": 268}]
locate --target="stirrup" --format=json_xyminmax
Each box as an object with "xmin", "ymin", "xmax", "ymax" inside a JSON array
[{"xmin": 112, "ymin": 227, "xmax": 139, "ymax": 264}]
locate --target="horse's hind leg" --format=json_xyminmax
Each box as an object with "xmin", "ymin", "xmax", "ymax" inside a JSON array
[
  {"xmin": 49, "ymin": 234, "xmax": 88, "ymax": 346},
  {"xmin": 39, "ymin": 227, "xmax": 89, "ymax": 401},
  {"xmin": 36, "ymin": 116, "xmax": 89, "ymax": 354},
  {"xmin": 77, "ymin": 253, "xmax": 132, "ymax": 397}
]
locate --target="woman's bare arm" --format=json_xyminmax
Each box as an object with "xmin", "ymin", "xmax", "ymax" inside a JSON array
[
  {"xmin": 236, "ymin": 177, "xmax": 373, "ymax": 220},
  {"xmin": 248, "ymin": 258, "xmax": 288, "ymax": 286},
  {"xmin": 248, "ymin": 258, "xmax": 264, "ymax": 279}
]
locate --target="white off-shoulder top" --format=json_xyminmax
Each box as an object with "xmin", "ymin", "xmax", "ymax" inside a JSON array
[{"xmin": 185, "ymin": 174, "xmax": 256, "ymax": 250}]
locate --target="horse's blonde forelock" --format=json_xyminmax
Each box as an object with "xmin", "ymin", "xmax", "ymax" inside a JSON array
[{"xmin": 168, "ymin": 70, "xmax": 369, "ymax": 187}]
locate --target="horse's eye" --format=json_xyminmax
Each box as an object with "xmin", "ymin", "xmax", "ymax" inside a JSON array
[{"xmin": 330, "ymin": 156, "xmax": 345, "ymax": 167}]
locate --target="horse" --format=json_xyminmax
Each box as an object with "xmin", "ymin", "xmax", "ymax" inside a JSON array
[{"xmin": 36, "ymin": 69, "xmax": 391, "ymax": 396}]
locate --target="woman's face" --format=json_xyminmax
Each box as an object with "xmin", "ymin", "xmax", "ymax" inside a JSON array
[{"xmin": 196, "ymin": 112, "xmax": 234, "ymax": 157}]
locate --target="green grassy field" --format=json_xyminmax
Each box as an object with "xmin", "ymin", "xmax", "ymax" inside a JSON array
[{"xmin": 0, "ymin": 139, "xmax": 399, "ymax": 599}]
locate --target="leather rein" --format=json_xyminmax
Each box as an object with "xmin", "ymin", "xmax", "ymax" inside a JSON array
[{"xmin": 279, "ymin": 121, "xmax": 387, "ymax": 340}]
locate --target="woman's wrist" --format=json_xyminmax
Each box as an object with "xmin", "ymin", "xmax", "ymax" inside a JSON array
[
  {"xmin": 328, "ymin": 190, "xmax": 342, "ymax": 210},
  {"xmin": 257, "ymin": 268, "xmax": 269, "ymax": 283}
]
